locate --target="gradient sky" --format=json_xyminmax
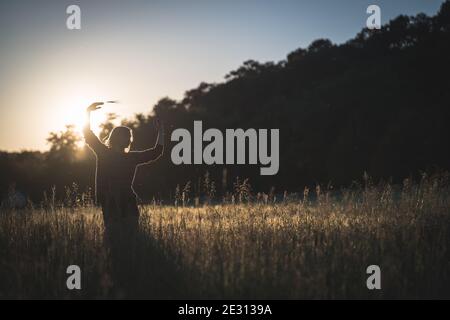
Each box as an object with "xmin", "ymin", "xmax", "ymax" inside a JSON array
[{"xmin": 0, "ymin": 0, "xmax": 445, "ymax": 151}]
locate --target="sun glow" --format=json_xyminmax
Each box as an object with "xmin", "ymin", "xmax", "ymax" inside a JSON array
[{"xmin": 51, "ymin": 93, "xmax": 113, "ymax": 139}]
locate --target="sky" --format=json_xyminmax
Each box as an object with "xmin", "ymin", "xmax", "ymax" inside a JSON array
[{"xmin": 0, "ymin": 0, "xmax": 445, "ymax": 151}]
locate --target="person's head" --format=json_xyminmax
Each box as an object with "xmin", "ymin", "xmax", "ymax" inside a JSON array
[{"xmin": 106, "ymin": 126, "xmax": 133, "ymax": 152}]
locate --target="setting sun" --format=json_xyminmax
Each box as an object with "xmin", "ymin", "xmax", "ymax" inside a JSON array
[{"xmin": 51, "ymin": 92, "xmax": 115, "ymax": 138}]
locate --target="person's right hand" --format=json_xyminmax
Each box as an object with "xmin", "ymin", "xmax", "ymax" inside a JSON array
[{"xmin": 86, "ymin": 102, "xmax": 104, "ymax": 112}]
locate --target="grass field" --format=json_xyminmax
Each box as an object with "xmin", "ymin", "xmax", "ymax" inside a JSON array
[{"xmin": 0, "ymin": 174, "xmax": 449, "ymax": 299}]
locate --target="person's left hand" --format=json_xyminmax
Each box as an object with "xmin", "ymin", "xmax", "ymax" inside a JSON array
[{"xmin": 86, "ymin": 102, "xmax": 104, "ymax": 112}]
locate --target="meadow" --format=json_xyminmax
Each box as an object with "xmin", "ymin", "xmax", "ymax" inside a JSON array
[{"xmin": 0, "ymin": 173, "xmax": 449, "ymax": 299}]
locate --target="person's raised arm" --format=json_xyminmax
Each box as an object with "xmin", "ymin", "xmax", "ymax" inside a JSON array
[
  {"xmin": 83, "ymin": 102, "xmax": 106, "ymax": 153},
  {"xmin": 130, "ymin": 118, "xmax": 164, "ymax": 165}
]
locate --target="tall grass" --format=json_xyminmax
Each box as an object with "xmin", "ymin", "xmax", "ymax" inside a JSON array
[{"xmin": 0, "ymin": 173, "xmax": 449, "ymax": 299}]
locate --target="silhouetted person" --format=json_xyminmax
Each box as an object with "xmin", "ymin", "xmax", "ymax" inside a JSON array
[{"xmin": 84, "ymin": 102, "xmax": 164, "ymax": 296}]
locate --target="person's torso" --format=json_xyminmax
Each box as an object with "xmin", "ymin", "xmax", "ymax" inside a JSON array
[{"xmin": 95, "ymin": 149, "xmax": 138, "ymax": 195}]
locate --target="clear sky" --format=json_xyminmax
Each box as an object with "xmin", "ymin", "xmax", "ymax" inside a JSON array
[{"xmin": 0, "ymin": 0, "xmax": 445, "ymax": 151}]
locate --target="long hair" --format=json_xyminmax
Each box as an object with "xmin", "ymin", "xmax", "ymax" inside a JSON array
[{"xmin": 105, "ymin": 126, "xmax": 133, "ymax": 152}]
